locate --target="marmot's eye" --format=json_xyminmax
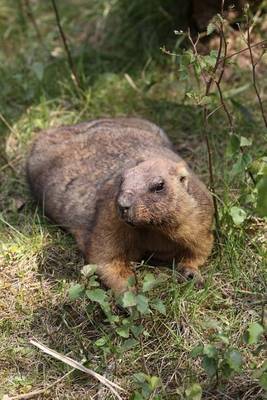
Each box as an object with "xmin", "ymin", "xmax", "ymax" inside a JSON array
[{"xmin": 150, "ymin": 180, "xmax": 165, "ymax": 193}]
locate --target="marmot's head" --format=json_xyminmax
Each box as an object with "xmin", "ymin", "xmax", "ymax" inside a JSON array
[{"xmin": 116, "ymin": 159, "xmax": 197, "ymax": 228}]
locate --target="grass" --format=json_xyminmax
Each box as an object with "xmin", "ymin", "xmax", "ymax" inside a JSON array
[{"xmin": 0, "ymin": 1, "xmax": 266, "ymax": 399}]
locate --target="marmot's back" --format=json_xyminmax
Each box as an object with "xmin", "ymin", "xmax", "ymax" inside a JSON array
[{"xmin": 27, "ymin": 118, "xmax": 178, "ymax": 231}]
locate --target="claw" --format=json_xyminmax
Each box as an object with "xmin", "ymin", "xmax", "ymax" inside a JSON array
[{"xmin": 180, "ymin": 267, "xmax": 204, "ymax": 289}]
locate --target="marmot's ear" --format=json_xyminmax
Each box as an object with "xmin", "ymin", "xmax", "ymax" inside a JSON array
[
  {"xmin": 179, "ymin": 174, "xmax": 189, "ymax": 190},
  {"xmin": 176, "ymin": 164, "xmax": 189, "ymax": 190}
]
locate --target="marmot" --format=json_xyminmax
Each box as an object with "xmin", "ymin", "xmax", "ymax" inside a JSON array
[{"xmin": 27, "ymin": 118, "xmax": 214, "ymax": 293}]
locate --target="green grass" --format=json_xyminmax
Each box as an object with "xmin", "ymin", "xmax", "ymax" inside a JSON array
[{"xmin": 0, "ymin": 1, "xmax": 266, "ymax": 399}]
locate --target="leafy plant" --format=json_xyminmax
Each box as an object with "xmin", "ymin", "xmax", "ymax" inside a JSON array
[
  {"xmin": 68, "ymin": 267, "xmax": 167, "ymax": 398},
  {"xmin": 190, "ymin": 320, "xmax": 266, "ymax": 392},
  {"xmin": 165, "ymin": 9, "xmax": 267, "ymax": 236}
]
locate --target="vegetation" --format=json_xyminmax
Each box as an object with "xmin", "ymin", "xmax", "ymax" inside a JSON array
[{"xmin": 0, "ymin": 1, "xmax": 266, "ymax": 399}]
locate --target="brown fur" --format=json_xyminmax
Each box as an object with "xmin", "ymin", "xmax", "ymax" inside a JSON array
[{"xmin": 27, "ymin": 118, "xmax": 214, "ymax": 293}]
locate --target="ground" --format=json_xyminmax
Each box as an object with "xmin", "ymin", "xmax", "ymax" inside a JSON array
[{"xmin": 0, "ymin": 1, "xmax": 266, "ymax": 399}]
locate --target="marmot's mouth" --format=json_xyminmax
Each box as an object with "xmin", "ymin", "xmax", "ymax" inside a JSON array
[
  {"xmin": 125, "ymin": 220, "xmax": 135, "ymax": 227},
  {"xmin": 117, "ymin": 204, "xmax": 136, "ymax": 226}
]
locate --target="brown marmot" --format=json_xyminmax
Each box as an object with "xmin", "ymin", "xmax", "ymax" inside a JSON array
[{"xmin": 27, "ymin": 118, "xmax": 214, "ymax": 293}]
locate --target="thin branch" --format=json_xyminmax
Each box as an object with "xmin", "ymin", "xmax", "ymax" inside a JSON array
[
  {"xmin": 221, "ymin": 39, "xmax": 267, "ymax": 63},
  {"xmin": 205, "ymin": 21, "xmax": 224, "ymax": 96},
  {"xmin": 214, "ymin": 80, "xmax": 233, "ymax": 132},
  {"xmin": 202, "ymin": 108, "xmax": 221, "ymax": 236},
  {"xmin": 214, "ymin": 79, "xmax": 256, "ymax": 185},
  {"xmin": 50, "ymin": 0, "xmax": 81, "ymax": 89},
  {"xmin": 246, "ymin": 15, "xmax": 267, "ymax": 128},
  {"xmin": 188, "ymin": 29, "xmax": 221, "ymax": 235},
  {"xmin": 217, "ymin": 21, "xmax": 228, "ymax": 86}
]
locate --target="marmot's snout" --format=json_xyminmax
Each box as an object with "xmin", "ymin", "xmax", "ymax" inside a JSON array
[{"xmin": 117, "ymin": 191, "xmax": 136, "ymax": 225}]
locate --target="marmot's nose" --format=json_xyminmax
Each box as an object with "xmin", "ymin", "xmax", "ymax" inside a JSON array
[{"xmin": 117, "ymin": 192, "xmax": 134, "ymax": 213}]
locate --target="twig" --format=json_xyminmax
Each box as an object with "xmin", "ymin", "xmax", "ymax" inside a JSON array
[
  {"xmin": 221, "ymin": 39, "xmax": 267, "ymax": 63},
  {"xmin": 202, "ymin": 110, "xmax": 221, "ymax": 237},
  {"xmin": 50, "ymin": 0, "xmax": 81, "ymax": 89},
  {"xmin": 217, "ymin": 20, "xmax": 228, "ymax": 86},
  {"xmin": 246, "ymin": 14, "xmax": 267, "ymax": 128},
  {"xmin": 188, "ymin": 28, "xmax": 221, "ymax": 236},
  {"xmin": 30, "ymin": 338, "xmax": 125, "ymax": 399},
  {"xmin": 4, "ymin": 368, "xmax": 75, "ymax": 400},
  {"xmin": 214, "ymin": 80, "xmax": 233, "ymax": 132},
  {"xmin": 213, "ymin": 26, "xmax": 256, "ymax": 185}
]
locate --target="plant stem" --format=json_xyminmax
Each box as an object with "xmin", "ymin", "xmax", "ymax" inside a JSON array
[{"xmin": 50, "ymin": 0, "xmax": 81, "ymax": 89}]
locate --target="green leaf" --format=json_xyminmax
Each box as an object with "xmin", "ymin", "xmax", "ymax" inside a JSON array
[
  {"xmin": 68, "ymin": 283, "xmax": 84, "ymax": 300},
  {"xmin": 231, "ymin": 155, "xmax": 245, "ymax": 176},
  {"xmin": 151, "ymin": 299, "xmax": 166, "ymax": 315},
  {"xmin": 190, "ymin": 345, "xmax": 204, "ymax": 358},
  {"xmin": 86, "ymin": 288, "xmax": 107, "ymax": 306},
  {"xmin": 221, "ymin": 361, "xmax": 235, "ymax": 378},
  {"xmin": 194, "ymin": 61, "xmax": 202, "ymax": 78},
  {"xmin": 228, "ymin": 134, "xmax": 240, "ymax": 155},
  {"xmin": 242, "ymin": 153, "xmax": 252, "ymax": 166},
  {"xmin": 131, "ymin": 324, "xmax": 144, "ymax": 337},
  {"xmin": 215, "ymin": 333, "xmax": 229, "ymax": 345},
  {"xmin": 240, "ymin": 136, "xmax": 252, "ymax": 147},
  {"xmin": 259, "ymin": 372, "xmax": 267, "ymax": 390},
  {"xmin": 127, "ymin": 275, "xmax": 136, "ymax": 288},
  {"xmin": 89, "ymin": 275, "xmax": 100, "ymax": 287},
  {"xmin": 141, "ymin": 382, "xmax": 152, "ymax": 398},
  {"xmin": 32, "ymin": 62, "xmax": 44, "ymax": 81},
  {"xmin": 185, "ymin": 383, "xmax": 203, "ymax": 400},
  {"xmin": 136, "ymin": 294, "xmax": 150, "ymax": 314},
  {"xmin": 224, "ymin": 349, "xmax": 242, "ymax": 371},
  {"xmin": 229, "ymin": 206, "xmax": 247, "ymax": 225},
  {"xmin": 132, "ymin": 391, "xmax": 145, "ymax": 400},
  {"xmin": 244, "ymin": 322, "xmax": 264, "ymax": 344},
  {"xmin": 256, "ymin": 176, "xmax": 267, "ymax": 217},
  {"xmin": 142, "ymin": 273, "xmax": 157, "ymax": 292},
  {"xmin": 203, "ymin": 344, "xmax": 217, "ymax": 358},
  {"xmin": 133, "ymin": 372, "xmax": 148, "ymax": 383},
  {"xmin": 122, "ymin": 291, "xmax": 137, "ymax": 307},
  {"xmin": 81, "ymin": 264, "xmax": 97, "ymax": 277},
  {"xmin": 202, "ymin": 355, "xmax": 217, "ymax": 377},
  {"xmin": 116, "ymin": 326, "xmax": 130, "ymax": 338},
  {"xmin": 121, "ymin": 338, "xmax": 139, "ymax": 351},
  {"xmin": 149, "ymin": 376, "xmax": 161, "ymax": 390},
  {"xmin": 95, "ymin": 337, "xmax": 108, "ymax": 347}
]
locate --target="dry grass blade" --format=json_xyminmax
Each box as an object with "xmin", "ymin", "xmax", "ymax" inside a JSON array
[{"xmin": 30, "ymin": 339, "xmax": 125, "ymax": 400}]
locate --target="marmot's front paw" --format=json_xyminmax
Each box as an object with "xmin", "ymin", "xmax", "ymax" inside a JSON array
[{"xmin": 180, "ymin": 267, "xmax": 204, "ymax": 289}]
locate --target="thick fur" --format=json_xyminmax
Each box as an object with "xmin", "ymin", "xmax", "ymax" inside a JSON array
[{"xmin": 27, "ymin": 118, "xmax": 214, "ymax": 293}]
